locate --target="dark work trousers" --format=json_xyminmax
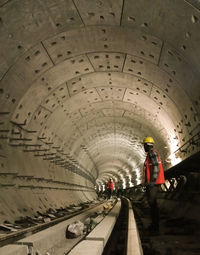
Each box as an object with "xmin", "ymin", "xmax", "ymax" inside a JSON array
[
  {"xmin": 146, "ymin": 185, "xmax": 160, "ymax": 230},
  {"xmin": 108, "ymin": 188, "xmax": 113, "ymax": 199}
]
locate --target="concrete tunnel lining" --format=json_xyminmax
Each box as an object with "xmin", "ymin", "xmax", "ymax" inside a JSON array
[{"xmin": 0, "ymin": 0, "xmax": 200, "ymax": 222}]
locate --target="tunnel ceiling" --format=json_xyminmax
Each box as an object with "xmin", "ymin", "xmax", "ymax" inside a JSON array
[{"xmin": 0, "ymin": 0, "xmax": 200, "ymax": 188}]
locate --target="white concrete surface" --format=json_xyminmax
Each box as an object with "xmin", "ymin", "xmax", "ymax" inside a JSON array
[
  {"xmin": 127, "ymin": 200, "xmax": 143, "ymax": 255},
  {"xmin": 68, "ymin": 240, "xmax": 104, "ymax": 255},
  {"xmin": 0, "ymin": 244, "xmax": 28, "ymax": 255},
  {"xmin": 86, "ymin": 200, "xmax": 121, "ymax": 246}
]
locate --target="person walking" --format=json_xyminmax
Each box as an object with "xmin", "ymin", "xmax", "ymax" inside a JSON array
[
  {"xmin": 142, "ymin": 136, "xmax": 165, "ymax": 234},
  {"xmin": 107, "ymin": 178, "xmax": 114, "ymax": 199}
]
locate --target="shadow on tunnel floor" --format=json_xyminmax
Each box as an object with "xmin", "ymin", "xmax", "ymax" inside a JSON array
[{"xmin": 130, "ymin": 194, "xmax": 200, "ymax": 255}]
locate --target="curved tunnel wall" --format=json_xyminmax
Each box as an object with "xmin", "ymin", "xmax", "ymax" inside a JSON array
[{"xmin": 0, "ymin": 0, "xmax": 200, "ymax": 222}]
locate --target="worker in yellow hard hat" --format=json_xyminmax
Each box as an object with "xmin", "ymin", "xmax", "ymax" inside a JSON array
[
  {"xmin": 143, "ymin": 136, "xmax": 155, "ymax": 145},
  {"xmin": 142, "ymin": 136, "xmax": 165, "ymax": 234}
]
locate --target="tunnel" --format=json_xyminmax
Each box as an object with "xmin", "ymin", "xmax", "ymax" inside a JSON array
[{"xmin": 0, "ymin": 0, "xmax": 200, "ymax": 253}]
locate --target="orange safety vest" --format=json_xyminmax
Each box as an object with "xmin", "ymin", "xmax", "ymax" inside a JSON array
[{"xmin": 144, "ymin": 150, "xmax": 165, "ymax": 184}]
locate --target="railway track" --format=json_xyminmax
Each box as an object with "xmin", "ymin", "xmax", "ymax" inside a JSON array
[
  {"xmin": 0, "ymin": 198, "xmax": 144, "ymax": 255},
  {"xmin": 102, "ymin": 198, "xmax": 129, "ymax": 255},
  {"xmin": 68, "ymin": 197, "xmax": 143, "ymax": 255},
  {"xmin": 0, "ymin": 200, "xmax": 109, "ymax": 249}
]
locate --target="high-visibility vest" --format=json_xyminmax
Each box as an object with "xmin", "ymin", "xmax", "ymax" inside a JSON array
[
  {"xmin": 144, "ymin": 150, "xmax": 165, "ymax": 184},
  {"xmin": 107, "ymin": 181, "xmax": 114, "ymax": 189}
]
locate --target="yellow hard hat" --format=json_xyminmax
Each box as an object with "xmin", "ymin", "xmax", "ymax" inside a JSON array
[{"xmin": 143, "ymin": 136, "xmax": 155, "ymax": 144}]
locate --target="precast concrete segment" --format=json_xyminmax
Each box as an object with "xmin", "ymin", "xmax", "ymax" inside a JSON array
[
  {"xmin": 127, "ymin": 200, "xmax": 143, "ymax": 255},
  {"xmin": 68, "ymin": 240, "xmax": 104, "ymax": 255},
  {"xmin": 86, "ymin": 200, "xmax": 121, "ymax": 246},
  {"xmin": 0, "ymin": 244, "xmax": 28, "ymax": 255},
  {"xmin": 16, "ymin": 203, "xmax": 107, "ymax": 255},
  {"xmin": 0, "ymin": 0, "xmax": 200, "ymax": 229}
]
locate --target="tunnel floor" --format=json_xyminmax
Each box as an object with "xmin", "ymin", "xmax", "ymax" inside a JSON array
[{"xmin": 131, "ymin": 198, "xmax": 200, "ymax": 255}]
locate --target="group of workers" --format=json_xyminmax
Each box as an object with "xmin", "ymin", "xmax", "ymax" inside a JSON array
[{"xmin": 105, "ymin": 136, "xmax": 165, "ymax": 235}]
